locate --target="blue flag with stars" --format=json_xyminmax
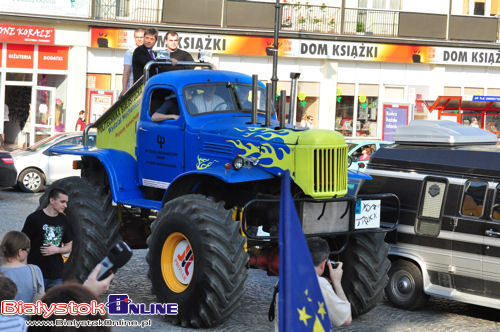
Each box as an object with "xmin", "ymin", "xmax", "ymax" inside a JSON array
[{"xmin": 278, "ymin": 171, "xmax": 332, "ymax": 332}]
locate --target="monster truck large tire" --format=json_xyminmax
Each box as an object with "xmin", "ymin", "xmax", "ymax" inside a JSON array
[
  {"xmin": 340, "ymin": 232, "xmax": 390, "ymax": 317},
  {"xmin": 146, "ymin": 194, "xmax": 248, "ymax": 328},
  {"xmin": 39, "ymin": 177, "xmax": 119, "ymax": 282}
]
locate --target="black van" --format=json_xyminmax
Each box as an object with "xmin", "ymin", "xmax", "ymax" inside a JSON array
[{"xmin": 359, "ymin": 120, "xmax": 500, "ymax": 310}]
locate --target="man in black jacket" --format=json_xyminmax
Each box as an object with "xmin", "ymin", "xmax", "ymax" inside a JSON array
[
  {"xmin": 163, "ymin": 31, "xmax": 194, "ymax": 71},
  {"xmin": 132, "ymin": 28, "xmax": 159, "ymax": 83}
]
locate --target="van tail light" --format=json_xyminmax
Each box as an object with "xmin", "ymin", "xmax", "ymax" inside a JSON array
[
  {"xmin": 1, "ymin": 157, "xmax": 14, "ymax": 164},
  {"xmin": 73, "ymin": 160, "xmax": 82, "ymax": 169}
]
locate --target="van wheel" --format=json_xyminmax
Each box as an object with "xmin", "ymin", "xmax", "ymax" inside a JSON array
[
  {"xmin": 146, "ymin": 194, "xmax": 248, "ymax": 328},
  {"xmin": 385, "ymin": 260, "xmax": 429, "ymax": 310},
  {"xmin": 340, "ymin": 232, "xmax": 390, "ymax": 317}
]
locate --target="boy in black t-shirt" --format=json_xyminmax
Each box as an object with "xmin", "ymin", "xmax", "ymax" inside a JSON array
[{"xmin": 22, "ymin": 188, "xmax": 73, "ymax": 290}]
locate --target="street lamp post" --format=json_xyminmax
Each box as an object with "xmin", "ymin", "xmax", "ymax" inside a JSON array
[{"xmin": 270, "ymin": 0, "xmax": 281, "ymax": 106}]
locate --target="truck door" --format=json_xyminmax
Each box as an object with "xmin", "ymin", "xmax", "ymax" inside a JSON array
[
  {"xmin": 136, "ymin": 87, "xmax": 184, "ymax": 190},
  {"xmin": 453, "ymin": 179, "xmax": 488, "ymax": 296},
  {"xmin": 483, "ymin": 183, "xmax": 500, "ymax": 300}
]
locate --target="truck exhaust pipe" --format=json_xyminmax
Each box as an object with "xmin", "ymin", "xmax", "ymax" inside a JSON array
[
  {"xmin": 251, "ymin": 74, "xmax": 258, "ymax": 124},
  {"xmin": 265, "ymin": 82, "xmax": 272, "ymax": 127},
  {"xmin": 289, "ymin": 72, "xmax": 301, "ymax": 125},
  {"xmin": 279, "ymin": 90, "xmax": 286, "ymax": 129}
]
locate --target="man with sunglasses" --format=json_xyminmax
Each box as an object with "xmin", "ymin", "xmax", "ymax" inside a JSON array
[{"xmin": 22, "ymin": 188, "xmax": 73, "ymax": 290}]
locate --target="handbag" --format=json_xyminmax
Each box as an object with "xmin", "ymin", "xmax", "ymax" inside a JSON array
[{"xmin": 28, "ymin": 264, "xmax": 45, "ymax": 302}]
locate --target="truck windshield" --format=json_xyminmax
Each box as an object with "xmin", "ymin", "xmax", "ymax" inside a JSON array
[{"xmin": 184, "ymin": 83, "xmax": 266, "ymax": 115}]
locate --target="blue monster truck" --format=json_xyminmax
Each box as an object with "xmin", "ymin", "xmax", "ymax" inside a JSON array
[{"xmin": 43, "ymin": 61, "xmax": 398, "ymax": 328}]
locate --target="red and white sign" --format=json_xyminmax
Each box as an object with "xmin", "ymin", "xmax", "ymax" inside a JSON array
[
  {"xmin": 88, "ymin": 90, "xmax": 114, "ymax": 123},
  {"xmin": 0, "ymin": 24, "xmax": 54, "ymax": 44},
  {"xmin": 6, "ymin": 44, "xmax": 34, "ymax": 68},
  {"xmin": 38, "ymin": 46, "xmax": 68, "ymax": 70}
]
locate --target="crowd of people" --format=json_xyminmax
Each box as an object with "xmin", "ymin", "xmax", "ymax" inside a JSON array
[{"xmin": 0, "ymin": 188, "xmax": 114, "ymax": 331}]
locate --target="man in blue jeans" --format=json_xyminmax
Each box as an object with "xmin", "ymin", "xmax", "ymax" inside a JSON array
[{"xmin": 22, "ymin": 188, "xmax": 73, "ymax": 290}]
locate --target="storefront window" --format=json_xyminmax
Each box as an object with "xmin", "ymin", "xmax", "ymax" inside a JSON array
[
  {"xmin": 38, "ymin": 74, "xmax": 67, "ymax": 132},
  {"xmin": 335, "ymin": 95, "xmax": 354, "ymax": 136},
  {"xmin": 6, "ymin": 73, "xmax": 32, "ymax": 81},
  {"xmin": 462, "ymin": 113, "xmax": 482, "ymax": 128},
  {"xmin": 356, "ymin": 96, "xmax": 378, "ymax": 137},
  {"xmin": 486, "ymin": 113, "xmax": 500, "ymax": 133}
]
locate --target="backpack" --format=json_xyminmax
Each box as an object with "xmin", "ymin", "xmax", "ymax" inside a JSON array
[{"xmin": 28, "ymin": 264, "xmax": 45, "ymax": 302}]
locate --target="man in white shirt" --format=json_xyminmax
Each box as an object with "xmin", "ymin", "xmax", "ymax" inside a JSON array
[
  {"xmin": 191, "ymin": 86, "xmax": 227, "ymax": 114},
  {"xmin": 307, "ymin": 237, "xmax": 352, "ymax": 327},
  {"xmin": 119, "ymin": 28, "xmax": 145, "ymax": 99}
]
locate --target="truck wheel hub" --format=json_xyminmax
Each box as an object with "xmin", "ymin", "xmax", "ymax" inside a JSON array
[
  {"xmin": 161, "ymin": 232, "xmax": 194, "ymax": 293},
  {"xmin": 397, "ymin": 276, "xmax": 412, "ymax": 294}
]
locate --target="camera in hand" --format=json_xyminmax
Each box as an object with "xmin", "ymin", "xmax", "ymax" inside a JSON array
[
  {"xmin": 96, "ymin": 241, "xmax": 133, "ymax": 281},
  {"xmin": 323, "ymin": 260, "xmax": 339, "ymax": 278}
]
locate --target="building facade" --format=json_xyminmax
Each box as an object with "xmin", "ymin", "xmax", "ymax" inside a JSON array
[{"xmin": 1, "ymin": 0, "xmax": 500, "ymax": 147}]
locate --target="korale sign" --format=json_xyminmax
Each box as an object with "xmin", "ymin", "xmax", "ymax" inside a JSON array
[{"xmin": 0, "ymin": 24, "xmax": 54, "ymax": 44}]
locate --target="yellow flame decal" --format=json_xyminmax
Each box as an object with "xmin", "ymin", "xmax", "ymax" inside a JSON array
[
  {"xmin": 196, "ymin": 155, "xmax": 216, "ymax": 170},
  {"xmin": 234, "ymin": 127, "xmax": 297, "ymax": 142},
  {"xmin": 226, "ymin": 139, "xmax": 293, "ymax": 173}
]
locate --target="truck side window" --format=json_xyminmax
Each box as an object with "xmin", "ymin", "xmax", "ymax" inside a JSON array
[
  {"xmin": 415, "ymin": 177, "xmax": 448, "ymax": 237},
  {"xmin": 492, "ymin": 184, "xmax": 500, "ymax": 221},
  {"xmin": 149, "ymin": 88, "xmax": 179, "ymax": 119},
  {"xmin": 460, "ymin": 180, "xmax": 488, "ymax": 218}
]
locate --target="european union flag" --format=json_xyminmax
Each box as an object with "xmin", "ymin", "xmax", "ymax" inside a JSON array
[{"xmin": 279, "ymin": 171, "xmax": 332, "ymax": 332}]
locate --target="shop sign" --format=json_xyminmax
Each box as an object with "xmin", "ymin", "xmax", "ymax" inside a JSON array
[
  {"xmin": 473, "ymin": 96, "xmax": 500, "ymax": 102},
  {"xmin": 383, "ymin": 105, "xmax": 408, "ymax": 142},
  {"xmin": 90, "ymin": 27, "xmax": 500, "ymax": 68},
  {"xmin": 38, "ymin": 46, "xmax": 69, "ymax": 70},
  {"xmin": 0, "ymin": 0, "xmax": 89, "ymax": 18},
  {"xmin": 0, "ymin": 24, "xmax": 54, "ymax": 45},
  {"xmin": 6, "ymin": 44, "xmax": 34, "ymax": 69}
]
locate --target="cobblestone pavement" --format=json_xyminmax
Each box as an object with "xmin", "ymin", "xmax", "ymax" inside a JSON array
[{"xmin": 1, "ymin": 188, "xmax": 499, "ymax": 331}]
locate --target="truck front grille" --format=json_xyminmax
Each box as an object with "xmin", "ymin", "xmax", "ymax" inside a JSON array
[{"xmin": 313, "ymin": 147, "xmax": 348, "ymax": 194}]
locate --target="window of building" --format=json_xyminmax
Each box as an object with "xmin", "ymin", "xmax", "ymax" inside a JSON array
[
  {"xmin": 461, "ymin": 180, "xmax": 488, "ymax": 217},
  {"xmin": 335, "ymin": 83, "xmax": 355, "ymax": 136},
  {"xmin": 356, "ymin": 84, "xmax": 378, "ymax": 138},
  {"xmin": 464, "ymin": 87, "xmax": 484, "ymax": 96},
  {"xmin": 474, "ymin": 1, "xmax": 485, "ymax": 15},
  {"xmin": 444, "ymin": 86, "xmax": 461, "ymax": 96}
]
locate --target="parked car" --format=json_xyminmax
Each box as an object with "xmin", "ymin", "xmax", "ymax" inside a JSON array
[
  {"xmin": 0, "ymin": 152, "xmax": 17, "ymax": 188},
  {"xmin": 12, "ymin": 132, "xmax": 96, "ymax": 192},
  {"xmin": 347, "ymin": 140, "xmax": 393, "ymax": 170},
  {"xmin": 360, "ymin": 120, "xmax": 500, "ymax": 310}
]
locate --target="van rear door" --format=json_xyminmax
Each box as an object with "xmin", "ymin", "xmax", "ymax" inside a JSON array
[{"xmin": 483, "ymin": 183, "xmax": 500, "ymax": 299}]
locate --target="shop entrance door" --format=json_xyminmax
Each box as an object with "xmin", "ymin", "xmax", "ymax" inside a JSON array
[{"xmin": 33, "ymin": 86, "xmax": 56, "ymax": 144}]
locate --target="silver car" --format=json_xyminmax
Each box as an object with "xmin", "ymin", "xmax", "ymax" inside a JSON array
[{"xmin": 12, "ymin": 132, "xmax": 96, "ymax": 192}]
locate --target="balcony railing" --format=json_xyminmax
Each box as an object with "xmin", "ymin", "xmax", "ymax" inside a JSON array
[
  {"xmin": 281, "ymin": 4, "xmax": 398, "ymax": 37},
  {"xmin": 92, "ymin": 0, "xmax": 162, "ymax": 23},
  {"xmin": 281, "ymin": 3, "xmax": 341, "ymax": 34}
]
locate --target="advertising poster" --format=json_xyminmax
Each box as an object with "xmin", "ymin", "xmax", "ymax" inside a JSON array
[
  {"xmin": 0, "ymin": 0, "xmax": 89, "ymax": 18},
  {"xmin": 88, "ymin": 90, "xmax": 114, "ymax": 124},
  {"xmin": 383, "ymin": 105, "xmax": 408, "ymax": 142}
]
